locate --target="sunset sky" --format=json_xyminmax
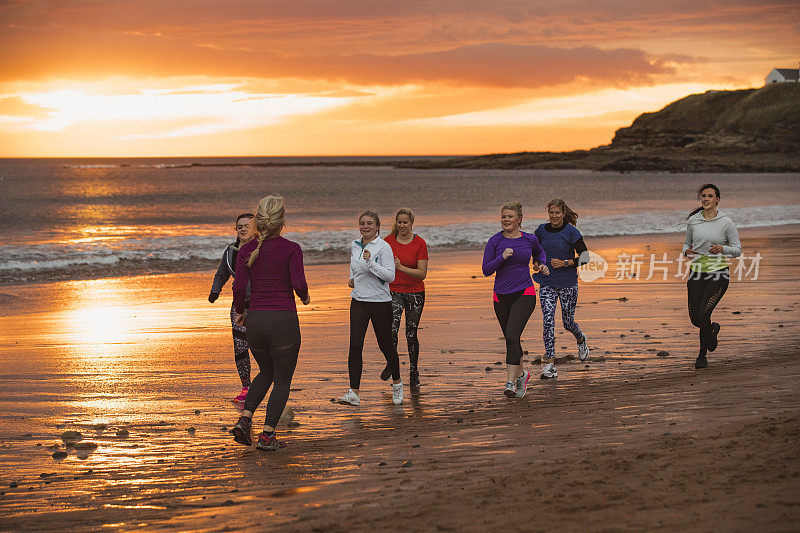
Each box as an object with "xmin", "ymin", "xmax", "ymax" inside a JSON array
[{"xmin": 0, "ymin": 1, "xmax": 797, "ymax": 157}]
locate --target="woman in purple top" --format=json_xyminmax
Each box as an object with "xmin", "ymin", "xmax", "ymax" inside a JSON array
[
  {"xmin": 230, "ymin": 194, "xmax": 310, "ymax": 452},
  {"xmin": 482, "ymin": 201, "xmax": 549, "ymax": 399}
]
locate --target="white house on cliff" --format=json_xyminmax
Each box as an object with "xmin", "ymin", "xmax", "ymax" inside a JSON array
[{"xmin": 765, "ymin": 63, "xmax": 799, "ymax": 84}]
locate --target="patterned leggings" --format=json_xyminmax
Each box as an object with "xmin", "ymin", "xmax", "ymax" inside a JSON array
[
  {"xmin": 391, "ymin": 291, "xmax": 425, "ymax": 372},
  {"xmin": 540, "ymin": 284, "xmax": 583, "ymax": 361},
  {"xmin": 230, "ymin": 305, "xmax": 252, "ymax": 387}
]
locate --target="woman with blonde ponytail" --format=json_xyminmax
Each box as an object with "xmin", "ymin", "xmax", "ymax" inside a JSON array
[
  {"xmin": 382, "ymin": 208, "xmax": 428, "ymax": 388},
  {"xmin": 230, "ymin": 194, "xmax": 310, "ymax": 452},
  {"xmin": 533, "ymin": 199, "xmax": 590, "ymax": 379}
]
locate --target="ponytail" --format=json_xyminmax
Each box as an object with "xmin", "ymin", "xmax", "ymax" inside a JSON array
[
  {"xmin": 546, "ymin": 199, "xmax": 578, "ymax": 226},
  {"xmin": 687, "ymin": 183, "xmax": 720, "ymax": 219},
  {"xmin": 247, "ymin": 194, "xmax": 285, "ymax": 266}
]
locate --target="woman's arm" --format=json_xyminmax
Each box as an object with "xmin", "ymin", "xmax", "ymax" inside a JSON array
[
  {"xmin": 367, "ymin": 244, "xmax": 396, "ymax": 283},
  {"xmin": 683, "ymin": 224, "xmax": 695, "ymax": 256},
  {"xmin": 482, "ymin": 237, "xmax": 504, "ymax": 276},
  {"xmin": 396, "ymin": 258, "xmax": 428, "ymax": 280},
  {"xmin": 290, "ymin": 245, "xmax": 310, "ymax": 304},
  {"xmin": 209, "ymin": 249, "xmax": 231, "ymax": 301},
  {"xmin": 232, "ymin": 248, "xmax": 249, "ymax": 314},
  {"xmin": 721, "ymin": 220, "xmax": 742, "ymax": 257}
]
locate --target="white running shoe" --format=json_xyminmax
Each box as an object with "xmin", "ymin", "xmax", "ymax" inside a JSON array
[
  {"xmin": 504, "ymin": 380, "xmax": 516, "ymax": 398},
  {"xmin": 540, "ymin": 362, "xmax": 558, "ymax": 379},
  {"xmin": 337, "ymin": 389, "xmax": 360, "ymax": 406},
  {"xmin": 392, "ymin": 382, "xmax": 404, "ymax": 405},
  {"xmin": 515, "ymin": 370, "xmax": 531, "ymax": 398},
  {"xmin": 578, "ymin": 334, "xmax": 589, "ymax": 361}
]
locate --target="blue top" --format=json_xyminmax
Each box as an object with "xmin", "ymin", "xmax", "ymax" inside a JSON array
[
  {"xmin": 532, "ymin": 223, "xmax": 582, "ymax": 288},
  {"xmin": 482, "ymin": 231, "xmax": 547, "ymax": 294}
]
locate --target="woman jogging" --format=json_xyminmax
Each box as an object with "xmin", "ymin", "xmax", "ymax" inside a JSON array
[
  {"xmin": 382, "ymin": 208, "xmax": 428, "ymax": 388},
  {"xmin": 230, "ymin": 194, "xmax": 310, "ymax": 451},
  {"xmin": 532, "ymin": 199, "xmax": 590, "ymax": 379},
  {"xmin": 482, "ymin": 202, "xmax": 549, "ymax": 399},
  {"xmin": 338, "ymin": 210, "xmax": 404, "ymax": 407},
  {"xmin": 683, "ymin": 184, "xmax": 741, "ymax": 369},
  {"xmin": 208, "ymin": 213, "xmax": 255, "ymax": 408}
]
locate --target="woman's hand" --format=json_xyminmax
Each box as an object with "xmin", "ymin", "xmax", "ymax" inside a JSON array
[
  {"xmin": 550, "ymin": 258, "xmax": 566, "ymax": 268},
  {"xmin": 348, "ymin": 278, "xmax": 354, "ymax": 288},
  {"xmin": 302, "ymin": 296, "xmax": 311, "ymax": 305},
  {"xmin": 539, "ymin": 265, "xmax": 550, "ymax": 276},
  {"xmin": 234, "ymin": 311, "xmax": 246, "ymax": 326},
  {"xmin": 684, "ymin": 247, "xmax": 697, "ymax": 257},
  {"xmin": 502, "ymin": 248, "xmax": 514, "ymax": 260},
  {"xmin": 394, "ymin": 256, "xmax": 402, "ymax": 269},
  {"xmin": 363, "ymin": 249, "xmax": 371, "ymax": 260},
  {"xmin": 709, "ymin": 244, "xmax": 723, "ymax": 254}
]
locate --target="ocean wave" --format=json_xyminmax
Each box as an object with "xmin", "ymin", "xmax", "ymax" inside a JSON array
[{"xmin": 2, "ymin": 205, "xmax": 798, "ymax": 276}]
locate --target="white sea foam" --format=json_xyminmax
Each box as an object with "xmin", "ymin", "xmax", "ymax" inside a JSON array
[{"xmin": 2, "ymin": 205, "xmax": 798, "ymax": 275}]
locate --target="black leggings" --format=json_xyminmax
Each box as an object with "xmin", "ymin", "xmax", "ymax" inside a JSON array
[
  {"xmin": 391, "ymin": 291, "xmax": 425, "ymax": 373},
  {"xmin": 349, "ymin": 299, "xmax": 401, "ymax": 389},
  {"xmin": 493, "ymin": 290, "xmax": 537, "ymax": 365},
  {"xmin": 687, "ymin": 269, "xmax": 729, "ymax": 355},
  {"xmin": 243, "ymin": 310, "xmax": 300, "ymax": 428}
]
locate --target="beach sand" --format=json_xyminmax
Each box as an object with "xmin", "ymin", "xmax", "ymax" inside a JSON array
[{"xmin": 1, "ymin": 226, "xmax": 799, "ymax": 531}]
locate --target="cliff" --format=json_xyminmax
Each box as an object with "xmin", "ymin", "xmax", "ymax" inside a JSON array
[{"xmin": 400, "ymin": 83, "xmax": 800, "ymax": 172}]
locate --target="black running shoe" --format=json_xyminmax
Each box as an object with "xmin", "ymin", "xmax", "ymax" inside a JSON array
[
  {"xmin": 708, "ymin": 322, "xmax": 720, "ymax": 352},
  {"xmin": 231, "ymin": 416, "xmax": 252, "ymax": 446},
  {"xmin": 380, "ymin": 364, "xmax": 391, "ymax": 381},
  {"xmin": 695, "ymin": 354, "xmax": 709, "ymax": 369},
  {"xmin": 255, "ymin": 432, "xmax": 286, "ymax": 451},
  {"xmin": 409, "ymin": 370, "xmax": 420, "ymax": 388}
]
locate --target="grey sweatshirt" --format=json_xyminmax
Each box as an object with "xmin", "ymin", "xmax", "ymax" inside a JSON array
[
  {"xmin": 349, "ymin": 236, "xmax": 395, "ymax": 302},
  {"xmin": 682, "ymin": 210, "xmax": 742, "ymax": 262}
]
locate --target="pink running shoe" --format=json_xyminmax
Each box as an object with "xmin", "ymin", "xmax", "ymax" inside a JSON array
[{"xmin": 232, "ymin": 387, "xmax": 248, "ymax": 410}]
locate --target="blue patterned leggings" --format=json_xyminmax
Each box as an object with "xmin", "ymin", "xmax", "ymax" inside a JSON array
[
  {"xmin": 540, "ymin": 284, "xmax": 583, "ymax": 361},
  {"xmin": 230, "ymin": 305, "xmax": 252, "ymax": 387},
  {"xmin": 391, "ymin": 291, "xmax": 425, "ymax": 372}
]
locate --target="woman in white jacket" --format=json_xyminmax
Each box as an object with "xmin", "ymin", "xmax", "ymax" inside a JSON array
[
  {"xmin": 338, "ymin": 210, "xmax": 404, "ymax": 406},
  {"xmin": 683, "ymin": 183, "xmax": 741, "ymax": 369}
]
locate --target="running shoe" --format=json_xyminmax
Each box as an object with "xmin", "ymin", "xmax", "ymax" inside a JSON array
[
  {"xmin": 380, "ymin": 364, "xmax": 392, "ymax": 381},
  {"xmin": 708, "ymin": 323, "xmax": 720, "ymax": 352},
  {"xmin": 392, "ymin": 382, "xmax": 404, "ymax": 405},
  {"xmin": 409, "ymin": 369, "xmax": 421, "ymax": 388},
  {"xmin": 255, "ymin": 432, "xmax": 286, "ymax": 451},
  {"xmin": 577, "ymin": 334, "xmax": 589, "ymax": 361},
  {"xmin": 337, "ymin": 389, "xmax": 361, "ymax": 406},
  {"xmin": 695, "ymin": 354, "xmax": 709, "ymax": 369},
  {"xmin": 504, "ymin": 380, "xmax": 517, "ymax": 398},
  {"xmin": 540, "ymin": 362, "xmax": 558, "ymax": 379},
  {"xmin": 231, "ymin": 416, "xmax": 252, "ymax": 446},
  {"xmin": 231, "ymin": 386, "xmax": 249, "ymax": 410},
  {"xmin": 515, "ymin": 370, "xmax": 531, "ymax": 398}
]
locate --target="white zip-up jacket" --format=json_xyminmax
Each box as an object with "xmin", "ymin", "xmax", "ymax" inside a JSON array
[{"xmin": 350, "ymin": 236, "xmax": 395, "ymax": 302}]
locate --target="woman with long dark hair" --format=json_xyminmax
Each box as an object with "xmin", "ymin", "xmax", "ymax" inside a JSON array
[
  {"xmin": 338, "ymin": 210, "xmax": 403, "ymax": 406},
  {"xmin": 483, "ymin": 202, "xmax": 548, "ymax": 399},
  {"xmin": 683, "ymin": 184, "xmax": 741, "ymax": 369},
  {"xmin": 230, "ymin": 194, "xmax": 310, "ymax": 451}
]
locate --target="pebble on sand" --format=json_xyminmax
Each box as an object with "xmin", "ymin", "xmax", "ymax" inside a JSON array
[
  {"xmin": 73, "ymin": 441, "xmax": 98, "ymax": 451},
  {"xmin": 657, "ymin": 351, "xmax": 670, "ymax": 357},
  {"xmin": 116, "ymin": 429, "xmax": 130, "ymax": 438},
  {"xmin": 186, "ymin": 427, "xmax": 196, "ymax": 434},
  {"xmin": 92, "ymin": 423, "xmax": 107, "ymax": 430},
  {"xmin": 9, "ymin": 481, "xmax": 18, "ymax": 488},
  {"xmin": 52, "ymin": 451, "xmax": 68, "ymax": 459},
  {"xmin": 484, "ymin": 367, "xmax": 493, "ymax": 372},
  {"xmin": 194, "ymin": 409, "xmax": 201, "ymax": 415},
  {"xmin": 61, "ymin": 431, "xmax": 83, "ymax": 443}
]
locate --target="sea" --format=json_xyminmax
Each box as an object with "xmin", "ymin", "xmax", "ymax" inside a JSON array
[{"xmin": 1, "ymin": 157, "xmax": 799, "ymax": 284}]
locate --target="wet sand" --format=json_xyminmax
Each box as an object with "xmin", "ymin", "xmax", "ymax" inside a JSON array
[{"xmin": 1, "ymin": 226, "xmax": 799, "ymax": 531}]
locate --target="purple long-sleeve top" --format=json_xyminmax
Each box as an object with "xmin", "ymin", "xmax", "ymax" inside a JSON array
[
  {"xmin": 482, "ymin": 231, "xmax": 547, "ymax": 294},
  {"xmin": 233, "ymin": 236, "xmax": 309, "ymax": 313}
]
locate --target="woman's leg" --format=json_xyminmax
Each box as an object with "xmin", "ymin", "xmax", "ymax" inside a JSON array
[
  {"xmin": 557, "ymin": 285, "xmax": 583, "ymax": 341},
  {"xmin": 242, "ymin": 310, "xmax": 274, "ymax": 415},
  {"xmin": 540, "ymin": 286, "xmax": 558, "ymax": 360},
  {"xmin": 698, "ymin": 271, "xmax": 729, "ymax": 356},
  {"xmin": 503, "ymin": 294, "xmax": 536, "ymax": 367},
  {"xmin": 348, "ymin": 299, "xmax": 371, "ymax": 391},
  {"xmin": 371, "ymin": 301, "xmax": 401, "ymax": 382},
  {"xmin": 687, "ymin": 274, "xmax": 707, "ymax": 352},
  {"xmin": 404, "ymin": 292, "xmax": 425, "ymax": 385},
  {"xmin": 390, "ymin": 291, "xmax": 404, "ymax": 353},
  {"xmin": 230, "ymin": 305, "xmax": 251, "ymax": 388},
  {"xmin": 262, "ymin": 312, "xmax": 301, "ymax": 431}
]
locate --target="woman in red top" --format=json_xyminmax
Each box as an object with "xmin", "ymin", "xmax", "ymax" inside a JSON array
[{"xmin": 382, "ymin": 208, "xmax": 428, "ymax": 388}]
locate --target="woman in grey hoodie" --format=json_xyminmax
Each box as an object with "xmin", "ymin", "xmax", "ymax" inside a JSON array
[{"xmin": 682, "ymin": 184, "xmax": 741, "ymax": 369}]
